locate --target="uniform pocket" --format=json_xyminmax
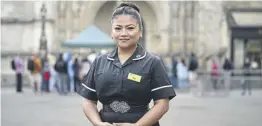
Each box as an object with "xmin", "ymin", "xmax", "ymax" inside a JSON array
[
  {"xmin": 95, "ymin": 71, "xmax": 118, "ymax": 97},
  {"xmin": 124, "ymin": 72, "xmax": 151, "ymax": 100}
]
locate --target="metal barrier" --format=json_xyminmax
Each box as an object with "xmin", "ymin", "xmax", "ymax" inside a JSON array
[
  {"xmin": 189, "ymin": 69, "xmax": 262, "ymax": 97},
  {"xmin": 1, "ymin": 73, "xmax": 31, "ymax": 88}
]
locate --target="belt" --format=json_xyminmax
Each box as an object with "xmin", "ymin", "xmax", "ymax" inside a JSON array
[{"xmin": 103, "ymin": 101, "xmax": 148, "ymax": 113}]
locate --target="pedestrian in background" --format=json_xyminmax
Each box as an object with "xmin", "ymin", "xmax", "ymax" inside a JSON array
[
  {"xmin": 211, "ymin": 59, "xmax": 219, "ymax": 92},
  {"xmin": 188, "ymin": 53, "xmax": 198, "ymax": 88},
  {"xmin": 54, "ymin": 53, "xmax": 68, "ymax": 95},
  {"xmin": 223, "ymin": 58, "xmax": 233, "ymax": 93},
  {"xmin": 177, "ymin": 58, "xmax": 189, "ymax": 89},
  {"xmin": 171, "ymin": 55, "xmax": 178, "ymax": 88},
  {"xmin": 66, "ymin": 52, "xmax": 75, "ymax": 93},
  {"xmin": 242, "ymin": 58, "xmax": 251, "ymax": 96},
  {"xmin": 42, "ymin": 59, "xmax": 50, "ymax": 92},
  {"xmin": 12, "ymin": 53, "xmax": 24, "ymax": 93},
  {"xmin": 48, "ymin": 54, "xmax": 57, "ymax": 93},
  {"xmin": 73, "ymin": 58, "xmax": 80, "ymax": 92},
  {"xmin": 79, "ymin": 58, "xmax": 91, "ymax": 81},
  {"xmin": 28, "ymin": 53, "xmax": 42, "ymax": 94}
]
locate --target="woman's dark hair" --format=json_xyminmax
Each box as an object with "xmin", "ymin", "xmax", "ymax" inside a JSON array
[{"xmin": 111, "ymin": 3, "xmax": 143, "ymax": 32}]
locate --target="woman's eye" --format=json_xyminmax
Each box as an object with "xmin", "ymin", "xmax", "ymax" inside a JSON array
[
  {"xmin": 127, "ymin": 27, "xmax": 134, "ymax": 30},
  {"xmin": 115, "ymin": 27, "xmax": 121, "ymax": 30}
]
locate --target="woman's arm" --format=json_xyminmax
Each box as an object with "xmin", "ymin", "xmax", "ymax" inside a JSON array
[
  {"xmin": 135, "ymin": 99, "xmax": 169, "ymax": 126},
  {"xmin": 83, "ymin": 99, "xmax": 113, "ymax": 126}
]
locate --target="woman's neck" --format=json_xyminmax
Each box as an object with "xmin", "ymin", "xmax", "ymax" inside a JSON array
[
  {"xmin": 117, "ymin": 44, "xmax": 137, "ymax": 64},
  {"xmin": 118, "ymin": 44, "xmax": 137, "ymax": 56}
]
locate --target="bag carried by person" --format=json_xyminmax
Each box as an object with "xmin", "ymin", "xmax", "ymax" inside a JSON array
[
  {"xmin": 11, "ymin": 59, "xmax": 16, "ymax": 70},
  {"xmin": 27, "ymin": 59, "xmax": 35, "ymax": 72}
]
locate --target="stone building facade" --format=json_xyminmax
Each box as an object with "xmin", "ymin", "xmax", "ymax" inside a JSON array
[
  {"xmin": 1, "ymin": 1, "xmax": 262, "ymax": 73},
  {"xmin": 56, "ymin": 1, "xmax": 262, "ymax": 68}
]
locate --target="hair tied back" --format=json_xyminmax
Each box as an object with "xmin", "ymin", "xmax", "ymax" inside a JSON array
[{"xmin": 118, "ymin": 3, "xmax": 140, "ymax": 13}]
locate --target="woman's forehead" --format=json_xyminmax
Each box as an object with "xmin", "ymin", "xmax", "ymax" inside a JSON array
[{"xmin": 112, "ymin": 15, "xmax": 138, "ymax": 25}]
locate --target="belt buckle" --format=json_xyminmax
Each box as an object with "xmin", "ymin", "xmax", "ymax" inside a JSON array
[{"xmin": 109, "ymin": 101, "xmax": 130, "ymax": 113}]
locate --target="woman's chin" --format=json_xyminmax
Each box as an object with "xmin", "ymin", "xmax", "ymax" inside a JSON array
[{"xmin": 118, "ymin": 43, "xmax": 132, "ymax": 49}]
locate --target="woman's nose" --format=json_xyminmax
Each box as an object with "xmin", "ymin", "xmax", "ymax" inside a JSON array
[{"xmin": 119, "ymin": 29, "xmax": 128, "ymax": 36}]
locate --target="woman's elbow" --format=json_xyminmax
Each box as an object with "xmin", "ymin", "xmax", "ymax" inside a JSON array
[
  {"xmin": 82, "ymin": 99, "xmax": 97, "ymax": 107},
  {"xmin": 163, "ymin": 103, "xmax": 169, "ymax": 113},
  {"xmin": 155, "ymin": 99, "xmax": 170, "ymax": 113}
]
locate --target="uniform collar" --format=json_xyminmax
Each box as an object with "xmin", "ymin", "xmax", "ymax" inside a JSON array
[{"xmin": 107, "ymin": 44, "xmax": 147, "ymax": 61}]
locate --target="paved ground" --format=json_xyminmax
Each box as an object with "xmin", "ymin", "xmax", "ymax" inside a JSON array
[{"xmin": 1, "ymin": 88, "xmax": 262, "ymax": 126}]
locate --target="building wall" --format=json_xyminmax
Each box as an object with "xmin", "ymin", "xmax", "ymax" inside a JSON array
[
  {"xmin": 2, "ymin": 1, "xmax": 262, "ymax": 66},
  {"xmin": 1, "ymin": 1, "xmax": 56, "ymax": 53},
  {"xmin": 1, "ymin": 1, "xmax": 56, "ymax": 76}
]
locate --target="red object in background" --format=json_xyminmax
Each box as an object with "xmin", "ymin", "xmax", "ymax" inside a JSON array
[
  {"xmin": 211, "ymin": 63, "xmax": 219, "ymax": 76},
  {"xmin": 44, "ymin": 71, "xmax": 50, "ymax": 81}
]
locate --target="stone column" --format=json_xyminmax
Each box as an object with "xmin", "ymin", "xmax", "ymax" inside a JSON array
[{"xmin": 196, "ymin": 1, "xmax": 225, "ymax": 59}]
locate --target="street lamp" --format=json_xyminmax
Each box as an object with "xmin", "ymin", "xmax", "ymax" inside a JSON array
[{"xmin": 39, "ymin": 3, "xmax": 48, "ymax": 59}]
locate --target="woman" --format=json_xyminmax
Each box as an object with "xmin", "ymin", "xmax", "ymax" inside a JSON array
[{"xmin": 78, "ymin": 3, "xmax": 176, "ymax": 126}]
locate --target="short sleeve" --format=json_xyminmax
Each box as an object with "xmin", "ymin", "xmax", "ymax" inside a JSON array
[
  {"xmin": 77, "ymin": 59, "xmax": 98, "ymax": 101},
  {"xmin": 151, "ymin": 58, "xmax": 176, "ymax": 101}
]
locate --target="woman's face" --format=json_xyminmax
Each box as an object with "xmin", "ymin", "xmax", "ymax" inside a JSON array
[{"xmin": 111, "ymin": 15, "xmax": 141, "ymax": 49}]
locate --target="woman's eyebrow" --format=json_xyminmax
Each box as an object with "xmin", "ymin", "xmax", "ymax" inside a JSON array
[{"xmin": 114, "ymin": 24, "xmax": 136, "ymax": 27}]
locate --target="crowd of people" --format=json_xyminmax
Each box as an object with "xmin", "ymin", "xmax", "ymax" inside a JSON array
[
  {"xmin": 170, "ymin": 52, "xmax": 261, "ymax": 95},
  {"xmin": 11, "ymin": 51, "xmax": 261, "ymax": 96},
  {"xmin": 11, "ymin": 52, "xmax": 94, "ymax": 95},
  {"xmin": 170, "ymin": 53, "xmax": 199, "ymax": 90}
]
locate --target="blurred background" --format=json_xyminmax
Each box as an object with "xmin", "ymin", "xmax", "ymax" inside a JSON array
[{"xmin": 1, "ymin": 1, "xmax": 262, "ymax": 126}]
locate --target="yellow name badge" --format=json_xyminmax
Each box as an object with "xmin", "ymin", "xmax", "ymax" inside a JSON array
[{"xmin": 127, "ymin": 73, "xmax": 142, "ymax": 83}]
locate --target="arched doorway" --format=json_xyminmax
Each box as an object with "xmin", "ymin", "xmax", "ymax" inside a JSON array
[{"xmin": 93, "ymin": 1, "xmax": 157, "ymax": 49}]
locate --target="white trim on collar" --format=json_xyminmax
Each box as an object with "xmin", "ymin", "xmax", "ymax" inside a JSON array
[
  {"xmin": 133, "ymin": 51, "xmax": 147, "ymax": 60},
  {"xmin": 107, "ymin": 55, "xmax": 115, "ymax": 61},
  {"xmin": 107, "ymin": 45, "xmax": 146, "ymax": 61}
]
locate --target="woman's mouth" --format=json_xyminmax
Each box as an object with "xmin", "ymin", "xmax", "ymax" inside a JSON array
[{"xmin": 119, "ymin": 39, "xmax": 130, "ymax": 42}]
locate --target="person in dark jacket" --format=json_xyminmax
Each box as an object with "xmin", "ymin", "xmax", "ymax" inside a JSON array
[
  {"xmin": 188, "ymin": 53, "xmax": 198, "ymax": 88},
  {"xmin": 188, "ymin": 53, "xmax": 198, "ymax": 71},
  {"xmin": 54, "ymin": 53, "xmax": 68, "ymax": 95}
]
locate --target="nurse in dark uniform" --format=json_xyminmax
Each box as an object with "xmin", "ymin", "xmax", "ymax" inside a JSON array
[{"xmin": 78, "ymin": 3, "xmax": 176, "ymax": 126}]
